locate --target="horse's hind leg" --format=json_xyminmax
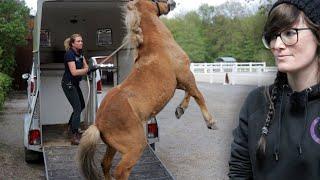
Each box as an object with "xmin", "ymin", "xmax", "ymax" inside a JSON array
[
  {"xmin": 177, "ymin": 71, "xmax": 217, "ymax": 129},
  {"xmin": 109, "ymin": 122, "xmax": 147, "ymax": 180},
  {"xmin": 175, "ymin": 92, "xmax": 191, "ymax": 119},
  {"xmin": 101, "ymin": 145, "xmax": 117, "ymax": 180},
  {"xmin": 114, "ymin": 146, "xmax": 145, "ymax": 180}
]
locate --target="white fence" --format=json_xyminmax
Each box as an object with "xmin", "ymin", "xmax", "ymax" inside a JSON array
[
  {"xmin": 190, "ymin": 62, "xmax": 277, "ymax": 74},
  {"xmin": 190, "ymin": 62, "xmax": 278, "ymax": 86}
]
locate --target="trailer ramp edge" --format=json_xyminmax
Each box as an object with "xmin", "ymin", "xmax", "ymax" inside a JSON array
[{"xmin": 44, "ymin": 144, "xmax": 175, "ymax": 180}]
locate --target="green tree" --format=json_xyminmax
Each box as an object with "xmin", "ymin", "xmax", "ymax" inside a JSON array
[
  {"xmin": 0, "ymin": 47, "xmax": 3, "ymax": 60},
  {"xmin": 163, "ymin": 0, "xmax": 276, "ymax": 65},
  {"xmin": 197, "ymin": 4, "xmax": 216, "ymax": 62},
  {"xmin": 198, "ymin": 4, "xmax": 215, "ymax": 25},
  {"xmin": 214, "ymin": 1, "xmax": 251, "ymax": 19},
  {"xmin": 197, "ymin": 1, "xmax": 275, "ymax": 64},
  {"xmin": 0, "ymin": 0, "xmax": 30, "ymax": 75},
  {"xmin": 162, "ymin": 12, "xmax": 207, "ymax": 62}
]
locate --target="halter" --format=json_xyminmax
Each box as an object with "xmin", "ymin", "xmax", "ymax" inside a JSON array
[{"xmin": 151, "ymin": 0, "xmax": 169, "ymax": 16}]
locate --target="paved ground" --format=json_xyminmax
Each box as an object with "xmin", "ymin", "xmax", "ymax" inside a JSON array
[
  {"xmin": 194, "ymin": 72, "xmax": 276, "ymax": 86},
  {"xmin": 0, "ymin": 83, "xmax": 254, "ymax": 179},
  {"xmin": 156, "ymin": 83, "xmax": 254, "ymax": 180},
  {"xmin": 0, "ymin": 92, "xmax": 45, "ymax": 179}
]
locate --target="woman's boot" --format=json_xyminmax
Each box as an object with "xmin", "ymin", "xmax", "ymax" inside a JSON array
[{"xmin": 71, "ymin": 132, "xmax": 81, "ymax": 145}]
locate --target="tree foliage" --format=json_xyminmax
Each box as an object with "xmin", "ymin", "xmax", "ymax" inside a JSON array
[
  {"xmin": 162, "ymin": 1, "xmax": 275, "ymax": 65},
  {"xmin": 162, "ymin": 12, "xmax": 207, "ymax": 62},
  {"xmin": 0, "ymin": 0, "xmax": 30, "ymax": 75},
  {"xmin": 0, "ymin": 72, "xmax": 12, "ymax": 110}
]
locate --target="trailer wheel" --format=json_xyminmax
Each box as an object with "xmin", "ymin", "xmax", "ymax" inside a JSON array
[
  {"xmin": 24, "ymin": 148, "xmax": 42, "ymax": 163},
  {"xmin": 150, "ymin": 143, "xmax": 155, "ymax": 151}
]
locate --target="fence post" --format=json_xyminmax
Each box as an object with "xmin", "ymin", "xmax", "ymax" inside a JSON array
[
  {"xmin": 249, "ymin": 62, "xmax": 252, "ymax": 72},
  {"xmin": 257, "ymin": 66, "xmax": 262, "ymax": 86},
  {"xmin": 204, "ymin": 63, "xmax": 207, "ymax": 74},
  {"xmin": 231, "ymin": 63, "xmax": 237, "ymax": 85},
  {"xmin": 232, "ymin": 63, "xmax": 237, "ymax": 73},
  {"xmin": 220, "ymin": 63, "xmax": 223, "ymax": 72},
  {"xmin": 190, "ymin": 63, "xmax": 194, "ymax": 74}
]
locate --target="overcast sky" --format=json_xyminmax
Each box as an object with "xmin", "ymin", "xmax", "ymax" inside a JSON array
[
  {"xmin": 167, "ymin": 0, "xmax": 234, "ymax": 17},
  {"xmin": 25, "ymin": 0, "xmax": 233, "ymax": 16}
]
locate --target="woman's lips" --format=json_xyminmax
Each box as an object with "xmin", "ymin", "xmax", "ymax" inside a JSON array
[{"xmin": 276, "ymin": 55, "xmax": 291, "ymax": 61}]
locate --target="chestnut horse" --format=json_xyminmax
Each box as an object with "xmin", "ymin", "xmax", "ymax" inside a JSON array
[{"xmin": 78, "ymin": 0, "xmax": 216, "ymax": 179}]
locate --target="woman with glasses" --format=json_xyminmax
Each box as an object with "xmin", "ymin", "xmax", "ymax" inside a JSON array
[{"xmin": 229, "ymin": 0, "xmax": 320, "ymax": 179}]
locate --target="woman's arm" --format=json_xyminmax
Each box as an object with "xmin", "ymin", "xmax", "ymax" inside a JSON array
[
  {"xmin": 68, "ymin": 61, "xmax": 89, "ymax": 76},
  {"xmin": 228, "ymin": 95, "xmax": 253, "ymax": 180},
  {"xmin": 83, "ymin": 57, "xmax": 89, "ymax": 69}
]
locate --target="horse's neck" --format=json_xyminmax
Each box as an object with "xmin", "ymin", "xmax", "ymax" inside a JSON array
[
  {"xmin": 139, "ymin": 12, "xmax": 172, "ymax": 48},
  {"xmin": 132, "ymin": 9, "xmax": 174, "ymax": 64}
]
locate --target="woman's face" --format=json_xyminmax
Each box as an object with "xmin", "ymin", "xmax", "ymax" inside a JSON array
[
  {"xmin": 271, "ymin": 17, "xmax": 318, "ymax": 73},
  {"xmin": 72, "ymin": 36, "xmax": 83, "ymax": 50}
]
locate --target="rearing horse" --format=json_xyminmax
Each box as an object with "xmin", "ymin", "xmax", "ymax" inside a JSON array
[{"xmin": 78, "ymin": 0, "xmax": 217, "ymax": 179}]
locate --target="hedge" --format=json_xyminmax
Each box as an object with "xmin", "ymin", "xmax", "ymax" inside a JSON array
[{"xmin": 0, "ymin": 73, "xmax": 12, "ymax": 110}]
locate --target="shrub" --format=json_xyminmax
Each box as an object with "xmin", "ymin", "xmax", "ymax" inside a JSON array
[
  {"xmin": 0, "ymin": 73, "xmax": 12, "ymax": 110},
  {"xmin": 0, "ymin": 0, "xmax": 30, "ymax": 75}
]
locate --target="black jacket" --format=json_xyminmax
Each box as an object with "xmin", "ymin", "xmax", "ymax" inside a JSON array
[{"xmin": 229, "ymin": 84, "xmax": 320, "ymax": 180}]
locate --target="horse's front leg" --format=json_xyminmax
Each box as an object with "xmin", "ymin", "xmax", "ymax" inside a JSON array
[
  {"xmin": 175, "ymin": 92, "xmax": 191, "ymax": 119},
  {"xmin": 176, "ymin": 71, "xmax": 217, "ymax": 130},
  {"xmin": 188, "ymin": 85, "xmax": 217, "ymax": 130}
]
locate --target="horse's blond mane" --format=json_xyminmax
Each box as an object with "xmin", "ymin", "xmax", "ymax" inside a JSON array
[{"xmin": 124, "ymin": 0, "xmax": 143, "ymax": 60}]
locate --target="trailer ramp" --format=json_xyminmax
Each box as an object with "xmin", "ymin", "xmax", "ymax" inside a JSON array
[{"xmin": 44, "ymin": 144, "xmax": 174, "ymax": 180}]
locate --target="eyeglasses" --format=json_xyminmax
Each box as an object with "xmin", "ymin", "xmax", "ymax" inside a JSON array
[{"xmin": 262, "ymin": 28, "xmax": 311, "ymax": 49}]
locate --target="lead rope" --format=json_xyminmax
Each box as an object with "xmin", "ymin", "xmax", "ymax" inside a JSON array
[
  {"xmin": 84, "ymin": 40, "xmax": 128, "ymax": 126},
  {"xmin": 97, "ymin": 40, "xmax": 129, "ymax": 65}
]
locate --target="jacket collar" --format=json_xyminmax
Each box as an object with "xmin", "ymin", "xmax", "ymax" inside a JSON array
[{"xmin": 285, "ymin": 83, "xmax": 320, "ymax": 101}]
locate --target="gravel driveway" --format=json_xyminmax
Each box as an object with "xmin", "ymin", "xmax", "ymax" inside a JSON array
[
  {"xmin": 0, "ymin": 83, "xmax": 254, "ymax": 179},
  {"xmin": 0, "ymin": 92, "xmax": 45, "ymax": 179},
  {"xmin": 156, "ymin": 83, "xmax": 254, "ymax": 180}
]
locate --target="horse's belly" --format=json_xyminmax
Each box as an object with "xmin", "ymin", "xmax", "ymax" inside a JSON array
[{"xmin": 143, "ymin": 88, "xmax": 176, "ymax": 117}]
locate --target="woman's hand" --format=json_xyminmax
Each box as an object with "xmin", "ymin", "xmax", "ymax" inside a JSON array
[
  {"xmin": 87, "ymin": 64, "xmax": 99, "ymax": 75},
  {"xmin": 68, "ymin": 61, "xmax": 89, "ymax": 76}
]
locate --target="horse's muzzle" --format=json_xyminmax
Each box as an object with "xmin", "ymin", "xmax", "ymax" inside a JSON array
[{"xmin": 167, "ymin": 0, "xmax": 176, "ymax": 11}]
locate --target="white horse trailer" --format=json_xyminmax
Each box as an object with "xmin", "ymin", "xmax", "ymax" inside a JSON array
[{"xmin": 23, "ymin": 0, "xmax": 168, "ymax": 179}]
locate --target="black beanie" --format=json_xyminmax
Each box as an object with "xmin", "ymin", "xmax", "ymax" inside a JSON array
[{"xmin": 270, "ymin": 0, "xmax": 320, "ymax": 25}]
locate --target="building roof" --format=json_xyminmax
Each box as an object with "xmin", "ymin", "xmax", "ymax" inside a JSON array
[{"xmin": 215, "ymin": 57, "xmax": 236, "ymax": 62}]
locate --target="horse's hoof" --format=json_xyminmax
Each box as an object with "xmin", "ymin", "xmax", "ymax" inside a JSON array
[
  {"xmin": 207, "ymin": 123, "xmax": 218, "ymax": 130},
  {"xmin": 175, "ymin": 107, "xmax": 184, "ymax": 119}
]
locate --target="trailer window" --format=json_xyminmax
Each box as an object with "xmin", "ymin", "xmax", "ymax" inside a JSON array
[
  {"xmin": 97, "ymin": 28, "xmax": 112, "ymax": 46},
  {"xmin": 40, "ymin": 29, "xmax": 51, "ymax": 47}
]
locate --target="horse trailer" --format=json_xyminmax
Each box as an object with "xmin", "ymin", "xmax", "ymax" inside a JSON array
[{"xmin": 23, "ymin": 0, "xmax": 171, "ymax": 179}]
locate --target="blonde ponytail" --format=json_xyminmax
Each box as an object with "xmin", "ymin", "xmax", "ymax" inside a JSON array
[{"xmin": 64, "ymin": 37, "xmax": 71, "ymax": 51}]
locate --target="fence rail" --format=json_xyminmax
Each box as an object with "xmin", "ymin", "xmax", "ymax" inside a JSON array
[{"xmin": 190, "ymin": 62, "xmax": 277, "ymax": 74}]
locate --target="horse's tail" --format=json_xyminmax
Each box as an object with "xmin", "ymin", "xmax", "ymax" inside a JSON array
[{"xmin": 77, "ymin": 125, "xmax": 101, "ymax": 180}]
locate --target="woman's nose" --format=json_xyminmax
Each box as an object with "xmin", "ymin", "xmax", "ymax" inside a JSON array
[{"xmin": 273, "ymin": 36, "xmax": 285, "ymax": 49}]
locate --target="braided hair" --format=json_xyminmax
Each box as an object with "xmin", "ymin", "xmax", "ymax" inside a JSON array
[{"xmin": 256, "ymin": 71, "xmax": 287, "ymax": 162}]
